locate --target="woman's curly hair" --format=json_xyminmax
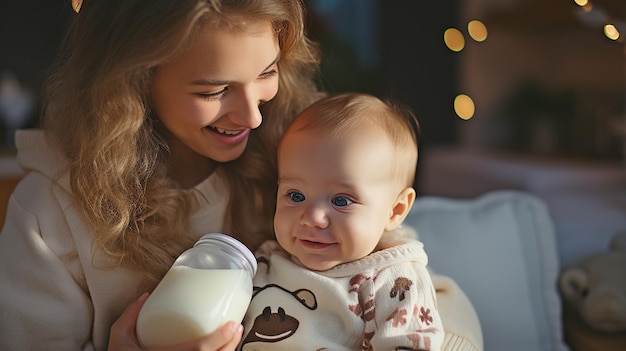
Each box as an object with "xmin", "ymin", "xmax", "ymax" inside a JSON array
[{"xmin": 41, "ymin": 0, "xmax": 323, "ymax": 284}]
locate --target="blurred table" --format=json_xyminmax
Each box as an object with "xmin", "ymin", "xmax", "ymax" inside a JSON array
[{"xmin": 0, "ymin": 155, "xmax": 23, "ymax": 228}]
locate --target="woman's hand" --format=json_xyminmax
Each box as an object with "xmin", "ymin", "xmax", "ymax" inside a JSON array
[{"xmin": 108, "ymin": 293, "xmax": 244, "ymax": 351}]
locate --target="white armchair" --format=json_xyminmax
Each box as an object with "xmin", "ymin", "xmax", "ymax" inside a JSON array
[{"xmin": 405, "ymin": 190, "xmax": 570, "ymax": 351}]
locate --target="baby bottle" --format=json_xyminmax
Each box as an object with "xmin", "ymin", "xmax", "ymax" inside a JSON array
[{"xmin": 136, "ymin": 233, "xmax": 257, "ymax": 348}]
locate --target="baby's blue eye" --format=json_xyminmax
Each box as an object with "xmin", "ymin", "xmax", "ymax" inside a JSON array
[
  {"xmin": 331, "ymin": 196, "xmax": 352, "ymax": 207},
  {"xmin": 288, "ymin": 191, "xmax": 305, "ymax": 203}
]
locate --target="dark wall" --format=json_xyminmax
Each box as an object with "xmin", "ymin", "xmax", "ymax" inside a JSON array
[
  {"xmin": 0, "ymin": 0, "xmax": 72, "ymax": 146},
  {"xmin": 377, "ymin": 1, "xmax": 460, "ymax": 147},
  {"xmin": 306, "ymin": 0, "xmax": 461, "ymax": 147}
]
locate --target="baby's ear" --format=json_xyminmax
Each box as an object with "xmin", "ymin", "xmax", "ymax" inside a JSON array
[{"xmin": 385, "ymin": 187, "xmax": 416, "ymax": 231}]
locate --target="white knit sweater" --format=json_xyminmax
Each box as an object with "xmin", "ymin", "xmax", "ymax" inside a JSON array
[{"xmin": 0, "ymin": 129, "xmax": 228, "ymax": 350}]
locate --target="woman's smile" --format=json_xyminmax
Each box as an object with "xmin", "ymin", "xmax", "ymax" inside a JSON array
[
  {"xmin": 208, "ymin": 126, "xmax": 243, "ymax": 135},
  {"xmin": 203, "ymin": 125, "xmax": 251, "ymax": 145}
]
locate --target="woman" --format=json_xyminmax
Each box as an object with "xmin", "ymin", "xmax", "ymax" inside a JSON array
[{"xmin": 0, "ymin": 0, "xmax": 323, "ymax": 350}]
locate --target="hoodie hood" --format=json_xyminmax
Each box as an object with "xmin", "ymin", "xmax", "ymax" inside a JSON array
[{"xmin": 15, "ymin": 129, "xmax": 71, "ymax": 192}]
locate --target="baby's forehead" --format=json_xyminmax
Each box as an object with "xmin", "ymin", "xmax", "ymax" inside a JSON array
[
  {"xmin": 287, "ymin": 114, "xmax": 388, "ymax": 139},
  {"xmin": 280, "ymin": 130, "xmax": 397, "ymax": 172}
]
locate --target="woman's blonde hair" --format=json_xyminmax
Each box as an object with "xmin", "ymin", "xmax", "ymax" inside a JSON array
[{"xmin": 41, "ymin": 0, "xmax": 323, "ymax": 283}]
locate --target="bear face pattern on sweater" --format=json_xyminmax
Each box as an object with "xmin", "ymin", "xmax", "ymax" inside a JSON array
[
  {"xmin": 241, "ymin": 284, "xmax": 317, "ymax": 347},
  {"xmin": 239, "ymin": 241, "xmax": 444, "ymax": 351}
]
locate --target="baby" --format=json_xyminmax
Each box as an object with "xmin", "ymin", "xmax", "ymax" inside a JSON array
[{"xmin": 240, "ymin": 93, "xmax": 444, "ymax": 350}]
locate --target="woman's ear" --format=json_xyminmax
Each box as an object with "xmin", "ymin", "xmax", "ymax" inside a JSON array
[{"xmin": 385, "ymin": 187, "xmax": 416, "ymax": 231}]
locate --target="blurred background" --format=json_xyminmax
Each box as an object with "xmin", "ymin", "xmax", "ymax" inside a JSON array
[
  {"xmin": 305, "ymin": 0, "xmax": 626, "ymax": 164},
  {"xmin": 1, "ymin": 0, "xmax": 624, "ymax": 162},
  {"xmin": 0, "ymin": 0, "xmax": 625, "ymax": 267}
]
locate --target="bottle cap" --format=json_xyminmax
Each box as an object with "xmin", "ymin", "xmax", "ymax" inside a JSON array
[{"xmin": 195, "ymin": 233, "xmax": 257, "ymax": 275}]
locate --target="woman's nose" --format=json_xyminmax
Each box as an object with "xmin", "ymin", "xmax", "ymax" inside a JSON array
[
  {"xmin": 300, "ymin": 202, "xmax": 329, "ymax": 229},
  {"xmin": 232, "ymin": 90, "xmax": 263, "ymax": 129}
]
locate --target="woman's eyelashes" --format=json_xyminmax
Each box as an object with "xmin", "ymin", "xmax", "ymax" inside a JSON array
[
  {"xmin": 198, "ymin": 87, "xmax": 228, "ymax": 100},
  {"xmin": 197, "ymin": 69, "xmax": 278, "ymax": 100},
  {"xmin": 259, "ymin": 69, "xmax": 278, "ymax": 80},
  {"xmin": 196, "ymin": 69, "xmax": 276, "ymax": 101}
]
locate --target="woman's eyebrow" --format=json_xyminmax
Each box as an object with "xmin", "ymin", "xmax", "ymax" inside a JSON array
[
  {"xmin": 263, "ymin": 53, "xmax": 281, "ymax": 71},
  {"xmin": 189, "ymin": 78, "xmax": 231, "ymax": 86},
  {"xmin": 190, "ymin": 54, "xmax": 281, "ymax": 87}
]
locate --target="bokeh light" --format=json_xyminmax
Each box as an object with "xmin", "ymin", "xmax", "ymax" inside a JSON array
[
  {"xmin": 454, "ymin": 94, "xmax": 475, "ymax": 120},
  {"xmin": 604, "ymin": 24, "xmax": 620, "ymax": 40},
  {"xmin": 468, "ymin": 20, "xmax": 488, "ymax": 42},
  {"xmin": 573, "ymin": 0, "xmax": 588, "ymax": 6},
  {"xmin": 444, "ymin": 28, "xmax": 465, "ymax": 52}
]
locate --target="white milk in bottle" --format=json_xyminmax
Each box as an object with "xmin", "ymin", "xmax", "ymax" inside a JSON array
[{"xmin": 136, "ymin": 233, "xmax": 257, "ymax": 348}]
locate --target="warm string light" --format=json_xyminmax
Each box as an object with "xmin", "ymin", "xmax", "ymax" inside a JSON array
[
  {"xmin": 454, "ymin": 94, "xmax": 475, "ymax": 120},
  {"xmin": 604, "ymin": 24, "xmax": 620, "ymax": 41},
  {"xmin": 443, "ymin": 20, "xmax": 487, "ymax": 120},
  {"xmin": 574, "ymin": 0, "xmax": 625, "ymax": 42},
  {"xmin": 444, "ymin": 28, "xmax": 465, "ymax": 52},
  {"xmin": 575, "ymin": 1, "xmax": 626, "ymax": 164},
  {"xmin": 443, "ymin": 20, "xmax": 488, "ymax": 52},
  {"xmin": 468, "ymin": 20, "xmax": 488, "ymax": 42}
]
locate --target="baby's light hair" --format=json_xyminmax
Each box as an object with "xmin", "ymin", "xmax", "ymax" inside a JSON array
[{"xmin": 282, "ymin": 93, "xmax": 419, "ymax": 188}]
